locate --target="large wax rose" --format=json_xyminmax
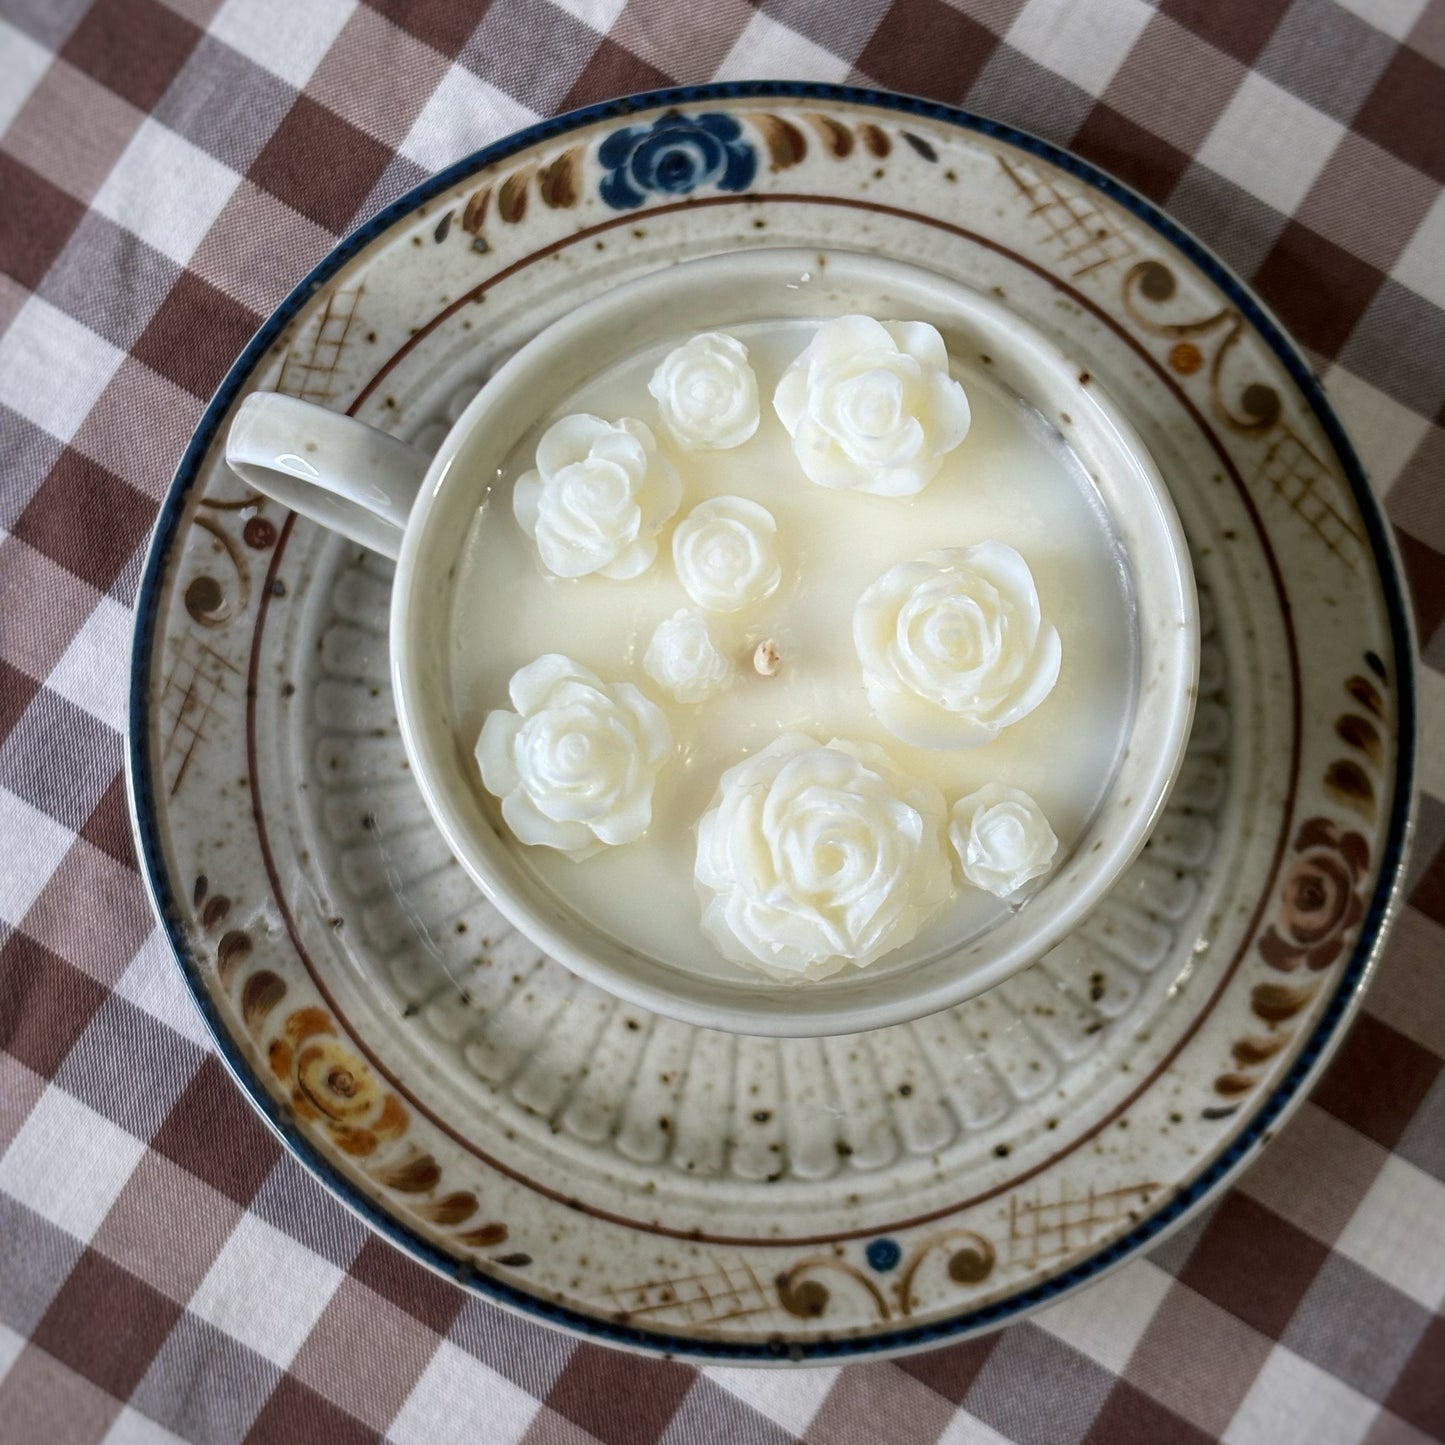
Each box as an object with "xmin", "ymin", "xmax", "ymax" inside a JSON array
[
  {"xmin": 476, "ymin": 655, "xmax": 672, "ymax": 860},
  {"xmin": 772, "ymin": 315, "xmax": 971, "ymax": 496},
  {"xmin": 853, "ymin": 542, "xmax": 1061, "ymax": 749},
  {"xmin": 694, "ymin": 733, "xmax": 951, "ymax": 980},
  {"xmin": 513, "ymin": 414, "xmax": 681, "ymax": 580}
]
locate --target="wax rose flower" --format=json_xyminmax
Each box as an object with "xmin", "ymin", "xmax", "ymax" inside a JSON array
[
  {"xmin": 644, "ymin": 608, "xmax": 735, "ymax": 704},
  {"xmin": 477, "ymin": 655, "xmax": 673, "ymax": 860},
  {"xmin": 694, "ymin": 732, "xmax": 951, "ymax": 980},
  {"xmin": 648, "ymin": 332, "xmax": 759, "ymax": 450},
  {"xmin": 513, "ymin": 414, "xmax": 681, "ymax": 580},
  {"xmin": 773, "ymin": 315, "xmax": 971, "ymax": 496},
  {"xmin": 949, "ymin": 784, "xmax": 1058, "ymax": 897},
  {"xmin": 1258, "ymin": 818, "xmax": 1368, "ymax": 972},
  {"xmin": 672, "ymin": 496, "xmax": 781, "ymax": 613},
  {"xmin": 854, "ymin": 542, "xmax": 1062, "ymax": 749}
]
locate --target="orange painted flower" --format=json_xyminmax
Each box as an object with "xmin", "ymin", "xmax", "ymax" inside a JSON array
[{"xmin": 269, "ymin": 1008, "xmax": 407, "ymax": 1156}]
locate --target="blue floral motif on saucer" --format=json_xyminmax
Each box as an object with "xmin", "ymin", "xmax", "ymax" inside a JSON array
[{"xmin": 599, "ymin": 110, "xmax": 756, "ymax": 209}]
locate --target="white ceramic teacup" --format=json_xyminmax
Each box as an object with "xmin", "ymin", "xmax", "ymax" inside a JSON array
[{"xmin": 225, "ymin": 248, "xmax": 1198, "ymax": 1037}]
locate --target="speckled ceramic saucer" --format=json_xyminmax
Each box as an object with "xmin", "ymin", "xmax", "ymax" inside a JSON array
[{"xmin": 128, "ymin": 84, "xmax": 1415, "ymax": 1363}]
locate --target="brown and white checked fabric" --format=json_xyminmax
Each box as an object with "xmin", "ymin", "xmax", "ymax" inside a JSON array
[{"xmin": 0, "ymin": 0, "xmax": 1443, "ymax": 1441}]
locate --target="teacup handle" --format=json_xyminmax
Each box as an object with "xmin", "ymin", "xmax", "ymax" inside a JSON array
[{"xmin": 224, "ymin": 393, "xmax": 430, "ymax": 560}]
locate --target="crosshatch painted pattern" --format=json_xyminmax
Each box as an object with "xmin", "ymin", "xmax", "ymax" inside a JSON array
[{"xmin": 0, "ymin": 0, "xmax": 1442, "ymax": 1441}]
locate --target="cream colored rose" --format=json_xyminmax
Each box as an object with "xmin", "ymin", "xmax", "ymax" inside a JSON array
[
  {"xmin": 672, "ymin": 496, "xmax": 781, "ymax": 613},
  {"xmin": 643, "ymin": 608, "xmax": 735, "ymax": 704},
  {"xmin": 694, "ymin": 733, "xmax": 951, "ymax": 980},
  {"xmin": 476, "ymin": 654, "xmax": 672, "ymax": 860},
  {"xmin": 950, "ymin": 784, "xmax": 1058, "ymax": 897},
  {"xmin": 648, "ymin": 331, "xmax": 759, "ymax": 450},
  {"xmin": 772, "ymin": 315, "xmax": 971, "ymax": 496},
  {"xmin": 513, "ymin": 414, "xmax": 681, "ymax": 580},
  {"xmin": 853, "ymin": 542, "xmax": 1061, "ymax": 749}
]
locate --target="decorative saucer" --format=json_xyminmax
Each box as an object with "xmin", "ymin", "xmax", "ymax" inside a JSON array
[{"xmin": 128, "ymin": 83, "xmax": 1414, "ymax": 1362}]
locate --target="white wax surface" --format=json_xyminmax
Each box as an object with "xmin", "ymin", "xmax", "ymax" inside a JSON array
[{"xmin": 447, "ymin": 320, "xmax": 1137, "ymax": 982}]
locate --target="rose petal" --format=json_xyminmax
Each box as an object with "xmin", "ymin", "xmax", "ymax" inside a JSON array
[
  {"xmin": 476, "ymin": 709, "xmax": 523, "ymax": 796},
  {"xmin": 921, "ymin": 368, "xmax": 972, "ymax": 454},
  {"xmin": 944, "ymin": 543, "xmax": 1036, "ymax": 616},
  {"xmin": 617, "ymin": 416, "xmax": 659, "ymax": 451},
  {"xmin": 537, "ymin": 525, "xmax": 624, "ymax": 579},
  {"xmin": 612, "ymin": 682, "xmax": 673, "ymax": 765},
  {"xmin": 699, "ymin": 894, "xmax": 749, "ymax": 965},
  {"xmin": 868, "ymin": 461, "xmax": 937, "ymax": 499},
  {"xmin": 502, "ymin": 788, "xmax": 598, "ymax": 858},
  {"xmin": 790, "ymin": 415, "xmax": 868, "ymax": 490},
  {"xmin": 883, "ymin": 319, "xmax": 949, "ymax": 371},
  {"xmin": 725, "ymin": 795, "xmax": 774, "ymax": 894},
  {"xmin": 993, "ymin": 622, "xmax": 1062, "ymax": 729},
  {"xmin": 508, "ymin": 653, "xmax": 594, "ymax": 713},
  {"xmin": 772, "ymin": 364, "xmax": 808, "ymax": 434},
  {"xmin": 869, "ymin": 683, "xmax": 1001, "ymax": 749},
  {"xmin": 597, "ymin": 536, "xmax": 658, "ymax": 581},
  {"xmin": 585, "ymin": 425, "xmax": 650, "ymax": 477},
  {"xmin": 864, "ymin": 416, "xmax": 930, "ymax": 477},
  {"xmin": 588, "ymin": 780, "xmax": 655, "ymax": 846},
  {"xmin": 809, "ymin": 314, "xmax": 896, "ymax": 368},
  {"xmin": 512, "ymin": 470, "xmax": 543, "ymax": 539},
  {"xmin": 535, "ymin": 413, "xmax": 614, "ymax": 475}
]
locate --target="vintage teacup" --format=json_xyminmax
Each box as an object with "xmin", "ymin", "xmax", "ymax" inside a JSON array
[{"xmin": 225, "ymin": 249, "xmax": 1198, "ymax": 1037}]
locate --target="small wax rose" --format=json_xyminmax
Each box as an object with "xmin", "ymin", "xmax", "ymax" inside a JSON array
[
  {"xmin": 672, "ymin": 496, "xmax": 781, "ymax": 614},
  {"xmin": 648, "ymin": 332, "xmax": 759, "ymax": 451},
  {"xmin": 949, "ymin": 784, "xmax": 1058, "ymax": 897},
  {"xmin": 644, "ymin": 608, "xmax": 734, "ymax": 704},
  {"xmin": 513, "ymin": 414, "xmax": 680, "ymax": 581}
]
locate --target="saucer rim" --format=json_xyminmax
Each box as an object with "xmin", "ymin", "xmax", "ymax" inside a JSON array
[{"xmin": 126, "ymin": 80, "xmax": 1418, "ymax": 1363}]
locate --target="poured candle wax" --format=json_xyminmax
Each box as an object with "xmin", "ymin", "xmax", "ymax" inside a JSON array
[{"xmin": 448, "ymin": 319, "xmax": 1137, "ymax": 983}]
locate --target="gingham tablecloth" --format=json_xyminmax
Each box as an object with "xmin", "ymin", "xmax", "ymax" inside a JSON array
[{"xmin": 1, "ymin": 2, "xmax": 1442, "ymax": 1442}]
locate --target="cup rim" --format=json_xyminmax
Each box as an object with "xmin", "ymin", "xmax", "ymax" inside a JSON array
[{"xmin": 389, "ymin": 247, "xmax": 1200, "ymax": 1037}]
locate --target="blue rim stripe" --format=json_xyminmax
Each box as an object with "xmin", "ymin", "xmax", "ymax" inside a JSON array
[{"xmin": 127, "ymin": 81, "xmax": 1417, "ymax": 1362}]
